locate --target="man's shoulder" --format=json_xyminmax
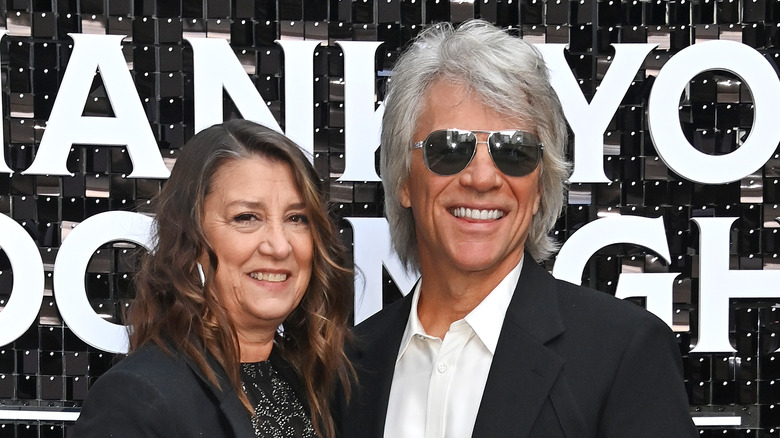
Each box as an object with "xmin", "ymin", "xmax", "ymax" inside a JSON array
[
  {"xmin": 522, "ymin": 260, "xmax": 664, "ymax": 327},
  {"xmin": 550, "ymin": 277, "xmax": 670, "ymax": 334}
]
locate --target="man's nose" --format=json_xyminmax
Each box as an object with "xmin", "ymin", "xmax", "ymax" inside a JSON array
[{"xmin": 458, "ymin": 141, "xmax": 502, "ymax": 191}]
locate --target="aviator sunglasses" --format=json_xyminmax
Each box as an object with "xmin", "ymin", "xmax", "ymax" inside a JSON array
[{"xmin": 413, "ymin": 129, "xmax": 544, "ymax": 177}]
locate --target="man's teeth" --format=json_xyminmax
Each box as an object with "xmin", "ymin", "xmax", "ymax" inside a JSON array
[
  {"xmin": 249, "ymin": 272, "xmax": 288, "ymax": 282},
  {"xmin": 451, "ymin": 207, "xmax": 504, "ymax": 220}
]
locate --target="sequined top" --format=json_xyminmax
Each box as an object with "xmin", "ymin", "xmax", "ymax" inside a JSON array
[{"xmin": 241, "ymin": 360, "xmax": 317, "ymax": 438}]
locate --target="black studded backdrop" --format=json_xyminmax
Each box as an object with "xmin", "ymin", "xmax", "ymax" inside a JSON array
[{"xmin": 0, "ymin": 0, "xmax": 779, "ymax": 437}]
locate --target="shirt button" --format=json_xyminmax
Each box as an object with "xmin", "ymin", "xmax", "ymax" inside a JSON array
[{"xmin": 437, "ymin": 363, "xmax": 448, "ymax": 373}]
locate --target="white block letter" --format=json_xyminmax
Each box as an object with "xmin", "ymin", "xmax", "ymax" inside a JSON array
[
  {"xmin": 277, "ymin": 40, "xmax": 323, "ymax": 158},
  {"xmin": 648, "ymin": 40, "xmax": 780, "ymax": 184},
  {"xmin": 187, "ymin": 37, "xmax": 284, "ymax": 136},
  {"xmin": 54, "ymin": 211, "xmax": 154, "ymax": 353},
  {"xmin": 553, "ymin": 215, "xmax": 676, "ymax": 327},
  {"xmin": 346, "ymin": 217, "xmax": 418, "ymax": 323},
  {"xmin": 24, "ymin": 34, "xmax": 168, "ymax": 179},
  {"xmin": 537, "ymin": 43, "xmax": 657, "ymax": 183},
  {"xmin": 691, "ymin": 218, "xmax": 780, "ymax": 353},
  {"xmin": 337, "ymin": 41, "xmax": 384, "ymax": 182},
  {"xmin": 0, "ymin": 30, "xmax": 10, "ymax": 175},
  {"xmin": 0, "ymin": 214, "xmax": 44, "ymax": 347}
]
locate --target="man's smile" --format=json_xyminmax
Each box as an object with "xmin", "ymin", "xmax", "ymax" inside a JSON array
[{"xmin": 449, "ymin": 207, "xmax": 506, "ymax": 220}]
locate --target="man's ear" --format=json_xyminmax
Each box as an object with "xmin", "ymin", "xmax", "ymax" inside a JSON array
[
  {"xmin": 533, "ymin": 184, "xmax": 541, "ymax": 215},
  {"xmin": 399, "ymin": 179, "xmax": 412, "ymax": 209},
  {"xmin": 531, "ymin": 174, "xmax": 542, "ymax": 216}
]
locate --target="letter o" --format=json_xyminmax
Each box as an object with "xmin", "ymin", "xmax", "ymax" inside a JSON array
[
  {"xmin": 53, "ymin": 211, "xmax": 154, "ymax": 354},
  {"xmin": 648, "ymin": 40, "xmax": 780, "ymax": 184},
  {"xmin": 0, "ymin": 214, "xmax": 44, "ymax": 347}
]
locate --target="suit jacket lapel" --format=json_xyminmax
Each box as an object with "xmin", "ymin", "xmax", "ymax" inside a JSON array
[
  {"xmin": 350, "ymin": 293, "xmax": 413, "ymax": 438},
  {"xmin": 185, "ymin": 352, "xmax": 256, "ymax": 438},
  {"xmin": 472, "ymin": 258, "xmax": 566, "ymax": 438}
]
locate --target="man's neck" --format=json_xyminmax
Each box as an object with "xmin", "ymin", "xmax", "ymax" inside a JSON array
[
  {"xmin": 414, "ymin": 248, "xmax": 526, "ymax": 338},
  {"xmin": 415, "ymin": 265, "xmax": 513, "ymax": 339}
]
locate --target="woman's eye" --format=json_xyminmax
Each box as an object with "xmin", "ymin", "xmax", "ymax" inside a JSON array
[
  {"xmin": 233, "ymin": 213, "xmax": 257, "ymax": 223},
  {"xmin": 289, "ymin": 214, "xmax": 310, "ymax": 225}
]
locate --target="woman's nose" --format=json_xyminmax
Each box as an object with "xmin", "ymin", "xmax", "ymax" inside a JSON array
[{"xmin": 258, "ymin": 224, "xmax": 292, "ymax": 259}]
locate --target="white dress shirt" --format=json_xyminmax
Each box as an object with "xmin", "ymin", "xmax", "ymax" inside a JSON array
[{"xmin": 383, "ymin": 259, "xmax": 523, "ymax": 438}]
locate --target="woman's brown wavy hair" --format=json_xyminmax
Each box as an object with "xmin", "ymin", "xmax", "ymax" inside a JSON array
[{"xmin": 128, "ymin": 119, "xmax": 353, "ymax": 438}]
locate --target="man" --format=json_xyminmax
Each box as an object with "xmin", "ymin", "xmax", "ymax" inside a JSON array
[{"xmin": 339, "ymin": 20, "xmax": 697, "ymax": 438}]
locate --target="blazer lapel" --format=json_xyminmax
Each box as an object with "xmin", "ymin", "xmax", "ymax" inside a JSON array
[
  {"xmin": 216, "ymin": 386, "xmax": 256, "ymax": 438},
  {"xmin": 472, "ymin": 258, "xmax": 566, "ymax": 438},
  {"xmin": 349, "ymin": 293, "xmax": 413, "ymax": 438},
  {"xmin": 185, "ymin": 353, "xmax": 256, "ymax": 438}
]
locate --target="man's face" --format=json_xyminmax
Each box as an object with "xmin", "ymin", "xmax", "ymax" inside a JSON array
[{"xmin": 400, "ymin": 80, "xmax": 542, "ymax": 282}]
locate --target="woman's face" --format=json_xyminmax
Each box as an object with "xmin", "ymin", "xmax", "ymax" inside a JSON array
[{"xmin": 201, "ymin": 156, "xmax": 314, "ymax": 340}]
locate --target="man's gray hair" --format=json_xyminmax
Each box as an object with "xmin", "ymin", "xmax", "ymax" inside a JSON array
[{"xmin": 380, "ymin": 19, "xmax": 570, "ymax": 271}]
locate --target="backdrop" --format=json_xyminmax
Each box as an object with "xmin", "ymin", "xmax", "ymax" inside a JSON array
[{"xmin": 0, "ymin": 0, "xmax": 778, "ymax": 436}]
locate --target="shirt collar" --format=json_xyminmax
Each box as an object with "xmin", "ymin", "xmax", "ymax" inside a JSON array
[
  {"xmin": 396, "ymin": 280, "xmax": 428, "ymax": 361},
  {"xmin": 396, "ymin": 257, "xmax": 524, "ymax": 359},
  {"xmin": 465, "ymin": 258, "xmax": 523, "ymax": 354}
]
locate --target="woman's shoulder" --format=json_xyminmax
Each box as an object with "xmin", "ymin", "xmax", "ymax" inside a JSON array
[
  {"xmin": 102, "ymin": 343, "xmax": 190, "ymax": 384},
  {"xmin": 72, "ymin": 344, "xmax": 191, "ymax": 437},
  {"xmin": 84, "ymin": 342, "xmax": 213, "ymax": 409}
]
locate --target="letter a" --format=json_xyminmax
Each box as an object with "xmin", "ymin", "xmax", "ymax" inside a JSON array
[{"xmin": 24, "ymin": 34, "xmax": 168, "ymax": 178}]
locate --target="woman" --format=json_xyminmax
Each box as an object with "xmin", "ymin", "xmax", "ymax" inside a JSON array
[{"xmin": 72, "ymin": 120, "xmax": 353, "ymax": 438}]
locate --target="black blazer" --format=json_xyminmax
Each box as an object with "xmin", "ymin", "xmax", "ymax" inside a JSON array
[
  {"xmin": 339, "ymin": 258, "xmax": 697, "ymax": 438},
  {"xmin": 72, "ymin": 343, "xmax": 305, "ymax": 437}
]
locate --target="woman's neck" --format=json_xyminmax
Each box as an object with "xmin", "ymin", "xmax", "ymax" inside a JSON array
[{"xmin": 237, "ymin": 330, "xmax": 275, "ymax": 362}]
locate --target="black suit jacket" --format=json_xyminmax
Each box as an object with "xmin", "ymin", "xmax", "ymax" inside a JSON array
[
  {"xmin": 339, "ymin": 258, "xmax": 697, "ymax": 438},
  {"xmin": 72, "ymin": 343, "xmax": 305, "ymax": 437}
]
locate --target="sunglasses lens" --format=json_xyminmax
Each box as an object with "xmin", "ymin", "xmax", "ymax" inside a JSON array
[
  {"xmin": 488, "ymin": 131, "xmax": 542, "ymax": 177},
  {"xmin": 423, "ymin": 130, "xmax": 476, "ymax": 175}
]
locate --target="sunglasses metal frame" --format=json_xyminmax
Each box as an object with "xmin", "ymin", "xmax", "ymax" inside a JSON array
[{"xmin": 412, "ymin": 128, "xmax": 544, "ymax": 177}]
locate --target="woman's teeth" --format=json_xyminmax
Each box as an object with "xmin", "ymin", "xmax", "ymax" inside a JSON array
[{"xmin": 249, "ymin": 272, "xmax": 288, "ymax": 282}]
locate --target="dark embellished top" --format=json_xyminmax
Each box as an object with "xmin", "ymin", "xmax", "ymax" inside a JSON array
[{"xmin": 240, "ymin": 360, "xmax": 317, "ymax": 438}]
